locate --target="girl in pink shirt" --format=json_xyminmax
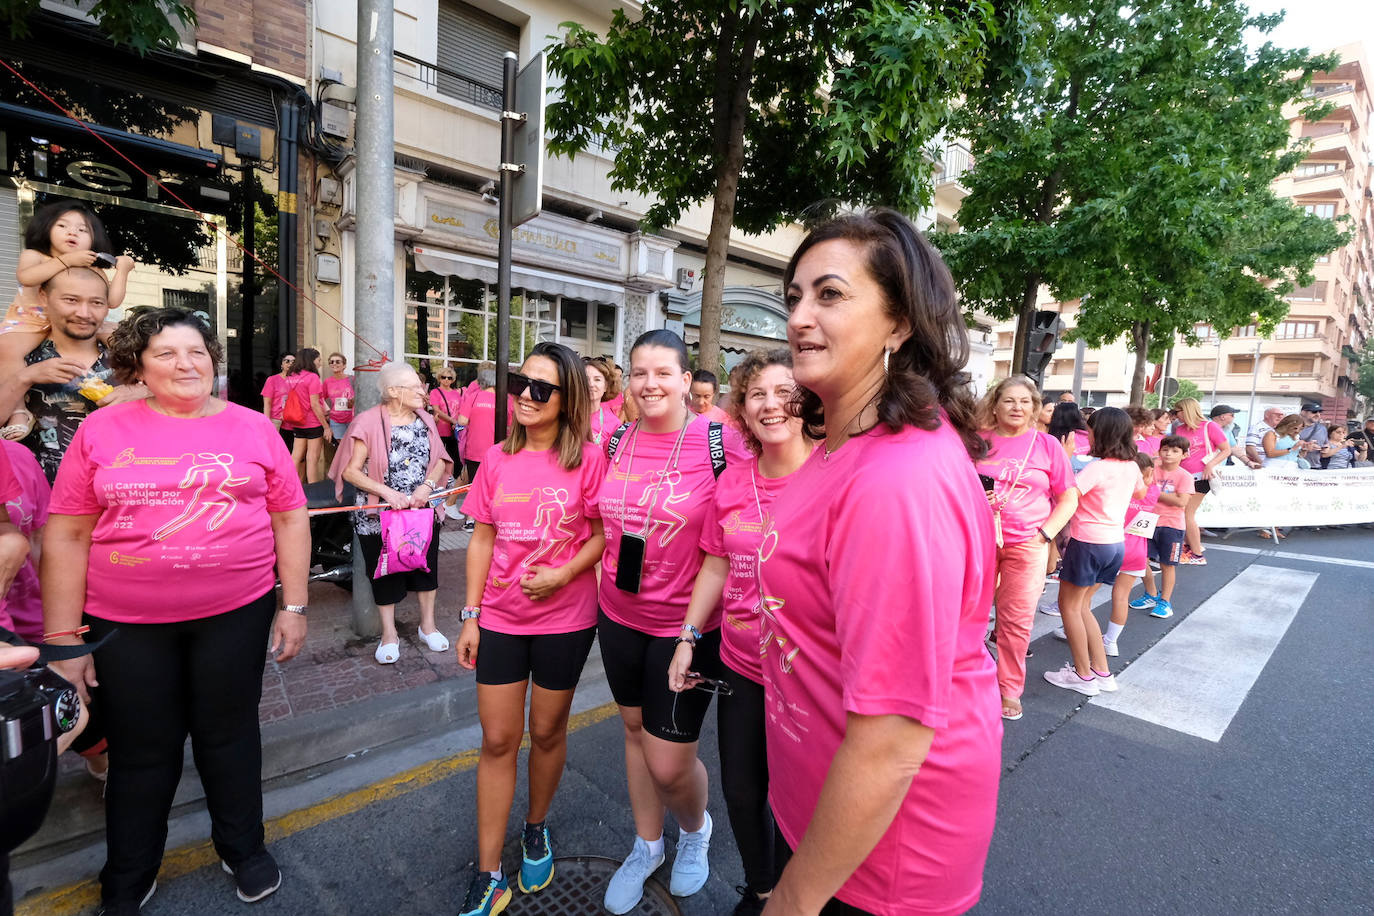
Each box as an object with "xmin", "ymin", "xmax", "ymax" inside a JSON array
[
  {"xmin": 595, "ymin": 329, "xmax": 747, "ymax": 914},
  {"xmin": 281, "ymin": 348, "xmax": 332, "ymax": 484},
  {"xmin": 322, "ymin": 352, "xmax": 355, "ymax": 439},
  {"xmin": 1171, "ymin": 397, "xmax": 1229, "ymax": 563},
  {"xmin": 976, "ymin": 377, "xmax": 1078, "ymax": 722},
  {"xmin": 454, "ymin": 342, "xmax": 607, "ymax": 910},
  {"xmin": 761, "ymin": 211, "xmax": 1000, "ymax": 916},
  {"xmin": 668, "ymin": 349, "xmax": 813, "ymax": 912},
  {"xmin": 1044, "ymin": 407, "xmax": 1145, "ymax": 697}
]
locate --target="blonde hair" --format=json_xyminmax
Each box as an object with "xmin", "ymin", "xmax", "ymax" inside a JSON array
[
  {"xmin": 977, "ymin": 375, "xmax": 1042, "ymax": 431},
  {"xmin": 1172, "ymin": 397, "xmax": 1206, "ymax": 430},
  {"xmin": 1275, "ymin": 414, "xmax": 1304, "ymax": 437}
]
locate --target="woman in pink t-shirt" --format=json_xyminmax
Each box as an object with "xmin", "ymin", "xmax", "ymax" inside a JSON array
[
  {"xmin": 260, "ymin": 352, "xmax": 294, "ymax": 448},
  {"xmin": 666, "ymin": 348, "xmax": 812, "ymax": 912},
  {"xmin": 42, "ymin": 307, "xmax": 308, "ymax": 909},
  {"xmin": 975, "ymin": 376, "xmax": 1078, "ymax": 722},
  {"xmin": 596, "ymin": 329, "xmax": 744, "ymax": 914},
  {"xmin": 426, "ymin": 366, "xmax": 464, "ymax": 520},
  {"xmin": 1044, "ymin": 408, "xmax": 1145, "ymax": 698},
  {"xmin": 1171, "ymin": 397, "xmax": 1229, "ymax": 563},
  {"xmin": 322, "ymin": 352, "xmax": 355, "ymax": 439},
  {"xmin": 456, "ymin": 368, "xmax": 498, "ymax": 531},
  {"xmin": 761, "ymin": 211, "xmax": 1000, "ymax": 916},
  {"xmin": 583, "ymin": 355, "xmax": 623, "ymax": 446},
  {"xmin": 454, "ymin": 342, "xmax": 606, "ymax": 910},
  {"xmin": 282, "ymin": 348, "xmax": 333, "ymax": 483}
]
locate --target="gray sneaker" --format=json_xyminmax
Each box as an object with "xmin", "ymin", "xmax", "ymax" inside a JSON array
[
  {"xmin": 604, "ymin": 836, "xmax": 665, "ymax": 914},
  {"xmin": 669, "ymin": 811, "xmax": 712, "ymax": 897}
]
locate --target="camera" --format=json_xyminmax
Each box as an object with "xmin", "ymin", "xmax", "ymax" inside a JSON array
[
  {"xmin": 92, "ymin": 252, "xmax": 117, "ymax": 269},
  {"xmin": 0, "ymin": 665, "xmax": 82, "ymax": 855}
]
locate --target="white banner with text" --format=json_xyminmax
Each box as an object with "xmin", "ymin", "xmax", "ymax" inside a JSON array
[{"xmin": 1195, "ymin": 466, "xmax": 1374, "ymax": 528}]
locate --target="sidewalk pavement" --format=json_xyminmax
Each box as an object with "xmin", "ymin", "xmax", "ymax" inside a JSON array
[{"xmin": 15, "ymin": 519, "xmax": 512, "ymax": 870}]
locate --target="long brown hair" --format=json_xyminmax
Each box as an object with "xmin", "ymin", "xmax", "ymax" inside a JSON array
[
  {"xmin": 783, "ymin": 209, "xmax": 984, "ymax": 460},
  {"xmin": 503, "ymin": 341, "xmax": 591, "ymax": 469}
]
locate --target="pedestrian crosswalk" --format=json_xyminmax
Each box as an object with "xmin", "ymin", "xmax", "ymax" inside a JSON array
[{"xmin": 1090, "ymin": 565, "xmax": 1317, "ymax": 741}]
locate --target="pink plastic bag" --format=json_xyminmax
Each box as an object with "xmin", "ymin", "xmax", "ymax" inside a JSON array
[{"xmin": 374, "ymin": 508, "xmax": 434, "ymax": 577}]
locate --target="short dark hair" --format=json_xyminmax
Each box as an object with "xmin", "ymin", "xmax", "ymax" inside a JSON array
[
  {"xmin": 1134, "ymin": 453, "xmax": 1154, "ymax": 473},
  {"xmin": 1159, "ymin": 434, "xmax": 1190, "ymax": 453},
  {"xmin": 729, "ymin": 347, "xmax": 793, "ymax": 455},
  {"xmin": 107, "ymin": 307, "xmax": 223, "ymax": 384},
  {"xmin": 782, "ymin": 209, "xmax": 983, "ymax": 460},
  {"xmin": 1048, "ymin": 402, "xmax": 1088, "ymax": 441},
  {"xmin": 1125, "ymin": 405, "xmax": 1154, "ymax": 428},
  {"xmin": 288, "ymin": 347, "xmax": 321, "ymax": 376},
  {"xmin": 39, "ymin": 265, "xmax": 108, "ymax": 295},
  {"xmin": 630, "ymin": 328, "xmax": 689, "ymax": 373},
  {"xmin": 23, "ymin": 200, "xmax": 113, "ymax": 255},
  {"xmin": 1088, "ymin": 407, "xmax": 1137, "ymax": 460},
  {"xmin": 691, "ymin": 369, "xmax": 719, "ymax": 391}
]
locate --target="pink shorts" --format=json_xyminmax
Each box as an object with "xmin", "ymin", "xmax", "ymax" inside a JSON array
[{"xmin": 1120, "ymin": 533, "xmax": 1149, "ymax": 577}]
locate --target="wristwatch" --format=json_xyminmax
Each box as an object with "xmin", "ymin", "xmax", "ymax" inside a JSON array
[
  {"xmin": 461, "ymin": 605, "xmax": 481, "ymax": 621},
  {"xmin": 423, "ymin": 478, "xmax": 439, "ymax": 490},
  {"xmin": 282, "ymin": 605, "xmax": 307, "ymax": 616}
]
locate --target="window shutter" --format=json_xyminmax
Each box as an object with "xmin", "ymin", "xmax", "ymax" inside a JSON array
[{"xmin": 436, "ymin": 0, "xmax": 519, "ymax": 99}]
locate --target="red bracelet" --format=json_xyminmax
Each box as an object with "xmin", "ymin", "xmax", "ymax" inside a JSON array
[{"xmin": 43, "ymin": 626, "xmax": 90, "ymax": 642}]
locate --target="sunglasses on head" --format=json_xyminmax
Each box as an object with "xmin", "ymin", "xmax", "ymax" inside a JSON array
[{"xmin": 508, "ymin": 372, "xmax": 561, "ymax": 403}]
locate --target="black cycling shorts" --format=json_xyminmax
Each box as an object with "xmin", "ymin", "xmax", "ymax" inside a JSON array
[
  {"xmin": 475, "ymin": 625, "xmax": 597, "ymax": 691},
  {"xmin": 597, "ymin": 609, "xmax": 721, "ymax": 744}
]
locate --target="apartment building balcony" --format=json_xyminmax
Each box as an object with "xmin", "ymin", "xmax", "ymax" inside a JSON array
[
  {"xmin": 1286, "ymin": 168, "xmax": 1358, "ymax": 199},
  {"xmin": 935, "ymin": 142, "xmax": 972, "ymax": 208},
  {"xmin": 1300, "ymin": 124, "xmax": 1362, "ymax": 165}
]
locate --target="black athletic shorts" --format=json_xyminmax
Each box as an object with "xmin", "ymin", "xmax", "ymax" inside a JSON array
[
  {"xmin": 356, "ymin": 521, "xmax": 441, "ymax": 605},
  {"xmin": 597, "ymin": 609, "xmax": 721, "ymax": 744},
  {"xmin": 292, "ymin": 424, "xmax": 324, "ymax": 440},
  {"xmin": 475, "ymin": 625, "xmax": 597, "ymax": 691},
  {"xmin": 1193, "ymin": 477, "xmax": 1212, "ymax": 495}
]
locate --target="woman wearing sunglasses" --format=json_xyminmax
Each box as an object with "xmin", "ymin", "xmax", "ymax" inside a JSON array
[
  {"xmin": 454, "ymin": 342, "xmax": 606, "ymax": 916},
  {"xmin": 668, "ymin": 347, "xmax": 813, "ymax": 915},
  {"xmin": 322, "ymin": 352, "xmax": 354, "ymax": 441},
  {"xmin": 597, "ymin": 329, "xmax": 747, "ymax": 914}
]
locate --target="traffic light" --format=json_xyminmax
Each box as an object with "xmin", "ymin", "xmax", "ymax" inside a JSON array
[{"xmin": 1022, "ymin": 310, "xmax": 1065, "ymax": 389}]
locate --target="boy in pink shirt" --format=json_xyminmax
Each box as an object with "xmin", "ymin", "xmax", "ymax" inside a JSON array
[
  {"xmin": 1104, "ymin": 454, "xmax": 1158, "ymax": 657},
  {"xmin": 1128, "ymin": 435, "xmax": 1193, "ymax": 621}
]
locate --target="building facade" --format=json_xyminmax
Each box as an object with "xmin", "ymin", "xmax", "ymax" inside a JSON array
[{"xmin": 985, "ymin": 42, "xmax": 1374, "ymax": 425}]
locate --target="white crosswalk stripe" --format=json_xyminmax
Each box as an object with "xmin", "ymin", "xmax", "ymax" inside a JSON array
[{"xmin": 1090, "ymin": 564, "xmax": 1317, "ymax": 741}]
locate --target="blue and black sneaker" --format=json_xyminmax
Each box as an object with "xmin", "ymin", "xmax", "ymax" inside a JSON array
[
  {"xmin": 518, "ymin": 822, "xmax": 554, "ymax": 894},
  {"xmin": 459, "ymin": 870, "xmax": 511, "ymax": 916}
]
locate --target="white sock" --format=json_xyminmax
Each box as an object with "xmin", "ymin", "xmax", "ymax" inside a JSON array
[
  {"xmin": 1105, "ymin": 622, "xmax": 1125, "ymax": 643},
  {"xmin": 488, "ymin": 866, "xmax": 503, "ymax": 881},
  {"xmin": 681, "ymin": 811, "xmax": 712, "ymax": 838},
  {"xmin": 645, "ymin": 835, "xmax": 665, "ymax": 858}
]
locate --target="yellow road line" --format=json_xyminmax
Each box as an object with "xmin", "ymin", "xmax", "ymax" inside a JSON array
[{"xmin": 18, "ymin": 700, "xmax": 621, "ymax": 916}]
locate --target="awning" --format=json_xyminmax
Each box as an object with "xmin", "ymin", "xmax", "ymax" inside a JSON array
[{"xmin": 412, "ymin": 245, "xmax": 626, "ymax": 307}]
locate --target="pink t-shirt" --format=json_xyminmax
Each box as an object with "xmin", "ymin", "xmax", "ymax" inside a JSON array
[
  {"xmin": 604, "ymin": 392, "xmax": 625, "ymax": 417},
  {"xmin": 1152, "ymin": 464, "xmax": 1194, "ymax": 530},
  {"xmin": 49, "ymin": 401, "xmax": 306, "ymax": 623},
  {"xmin": 700, "ymin": 457, "xmax": 798, "ymax": 684},
  {"xmin": 1122, "ymin": 483, "xmax": 1160, "ymax": 574},
  {"xmin": 1177, "ymin": 420, "xmax": 1227, "ymax": 475},
  {"xmin": 0, "ymin": 441, "xmax": 47, "ymax": 638},
  {"xmin": 1138, "ymin": 434, "xmax": 1162, "ymax": 456},
  {"xmin": 1069, "ymin": 458, "xmax": 1145, "ymax": 544},
  {"xmin": 428, "ymin": 387, "xmax": 462, "ymax": 437},
  {"xmin": 1070, "ymin": 429, "xmax": 1091, "ymax": 455},
  {"xmin": 459, "ymin": 389, "xmax": 497, "ymax": 461},
  {"xmin": 281, "ymin": 372, "xmax": 323, "ymax": 430},
  {"xmin": 976, "ymin": 429, "xmax": 1074, "ymax": 544},
  {"xmin": 323, "ymin": 375, "xmax": 355, "ymax": 423},
  {"xmin": 260, "ymin": 374, "xmax": 287, "ymax": 420},
  {"xmin": 759, "ymin": 424, "xmax": 1000, "ymax": 916},
  {"xmin": 589, "ymin": 405, "xmax": 622, "ymax": 447},
  {"xmin": 463, "ymin": 443, "xmax": 606, "ymax": 635},
  {"xmin": 694, "ymin": 404, "xmax": 733, "ymax": 426},
  {"xmin": 598, "ymin": 416, "xmax": 748, "ymax": 636}
]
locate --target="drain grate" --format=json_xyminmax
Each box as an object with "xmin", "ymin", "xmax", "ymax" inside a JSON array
[{"xmin": 506, "ymin": 855, "xmax": 681, "ymax": 915}]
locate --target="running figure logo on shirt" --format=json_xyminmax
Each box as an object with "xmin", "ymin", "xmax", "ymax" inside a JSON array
[
  {"xmin": 755, "ymin": 520, "xmax": 797, "ymax": 672},
  {"xmin": 639, "ymin": 468, "xmax": 690, "ymax": 547},
  {"xmin": 525, "ymin": 486, "xmax": 576, "ymax": 567},
  {"xmin": 153, "ymin": 453, "xmax": 250, "ymax": 541}
]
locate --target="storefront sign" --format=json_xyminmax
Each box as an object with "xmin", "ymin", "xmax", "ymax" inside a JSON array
[{"xmin": 425, "ymin": 197, "xmax": 624, "ymax": 275}]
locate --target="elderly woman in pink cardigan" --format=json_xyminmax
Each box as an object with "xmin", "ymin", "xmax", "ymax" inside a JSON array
[{"xmin": 329, "ymin": 362, "xmax": 453, "ymax": 664}]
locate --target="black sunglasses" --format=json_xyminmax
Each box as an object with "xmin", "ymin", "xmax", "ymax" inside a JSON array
[
  {"xmin": 684, "ymin": 672, "xmax": 734, "ymax": 696},
  {"xmin": 508, "ymin": 372, "xmax": 561, "ymax": 403}
]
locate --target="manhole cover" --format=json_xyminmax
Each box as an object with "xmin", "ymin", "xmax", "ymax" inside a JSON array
[{"xmin": 505, "ymin": 855, "xmax": 681, "ymax": 915}]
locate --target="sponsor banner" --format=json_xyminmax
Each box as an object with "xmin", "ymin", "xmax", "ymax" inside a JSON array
[{"xmin": 1196, "ymin": 466, "xmax": 1374, "ymax": 527}]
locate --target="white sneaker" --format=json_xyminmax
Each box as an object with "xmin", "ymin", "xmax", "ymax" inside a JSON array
[
  {"xmin": 604, "ymin": 836, "xmax": 665, "ymax": 914},
  {"xmin": 1103, "ymin": 637, "xmax": 1119, "ymax": 658},
  {"xmin": 1039, "ymin": 603, "xmax": 1061, "ymax": 617},
  {"xmin": 444, "ymin": 504, "xmax": 463, "ymax": 521},
  {"xmin": 1053, "ymin": 626, "xmax": 1067, "ymax": 641},
  {"xmin": 669, "ymin": 811, "xmax": 711, "ymax": 897},
  {"xmin": 1095, "ymin": 670, "xmax": 1119, "ymax": 692},
  {"xmin": 1043, "ymin": 663, "xmax": 1099, "ymax": 696}
]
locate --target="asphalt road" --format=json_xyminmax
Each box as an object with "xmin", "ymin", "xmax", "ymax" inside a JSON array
[{"xmin": 17, "ymin": 527, "xmax": 1374, "ymax": 915}]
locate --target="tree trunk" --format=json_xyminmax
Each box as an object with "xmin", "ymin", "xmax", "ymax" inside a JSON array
[
  {"xmin": 698, "ymin": 10, "xmax": 762, "ymax": 377},
  {"xmin": 1129, "ymin": 318, "xmax": 1150, "ymax": 405},
  {"xmin": 1011, "ymin": 273, "xmax": 1040, "ymax": 376}
]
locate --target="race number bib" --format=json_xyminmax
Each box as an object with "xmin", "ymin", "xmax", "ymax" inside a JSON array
[
  {"xmin": 1125, "ymin": 512, "xmax": 1159, "ymax": 539},
  {"xmin": 333, "ymin": 397, "xmax": 350, "ymax": 411}
]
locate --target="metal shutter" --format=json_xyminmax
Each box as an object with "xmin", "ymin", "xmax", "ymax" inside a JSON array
[
  {"xmin": 0, "ymin": 188, "xmax": 18, "ymax": 308},
  {"xmin": 436, "ymin": 0, "xmax": 519, "ymax": 98}
]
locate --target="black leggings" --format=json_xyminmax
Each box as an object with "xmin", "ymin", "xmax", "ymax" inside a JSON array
[
  {"xmin": 717, "ymin": 668, "xmax": 774, "ymax": 892},
  {"xmin": 775, "ymin": 828, "xmax": 875, "ymax": 915},
  {"xmin": 86, "ymin": 592, "xmax": 276, "ymax": 904}
]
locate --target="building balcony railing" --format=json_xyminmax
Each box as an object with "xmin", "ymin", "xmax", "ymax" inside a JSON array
[
  {"xmin": 394, "ymin": 50, "xmax": 502, "ymax": 112},
  {"xmin": 937, "ymin": 143, "xmax": 971, "ymax": 187}
]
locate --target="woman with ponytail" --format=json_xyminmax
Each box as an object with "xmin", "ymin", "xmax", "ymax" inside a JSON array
[{"xmin": 759, "ymin": 210, "xmax": 999, "ymax": 915}]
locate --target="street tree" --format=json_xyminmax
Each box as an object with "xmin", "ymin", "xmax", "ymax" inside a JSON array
[
  {"xmin": 0, "ymin": 0, "xmax": 194, "ymax": 53},
  {"xmin": 1352, "ymin": 339, "xmax": 1374, "ymax": 406},
  {"xmin": 935, "ymin": 0, "xmax": 1344, "ymax": 403},
  {"xmin": 544, "ymin": 0, "xmax": 1033, "ymax": 374}
]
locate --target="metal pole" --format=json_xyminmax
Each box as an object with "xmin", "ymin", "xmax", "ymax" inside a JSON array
[
  {"xmin": 349, "ymin": 0, "xmax": 396, "ymax": 639},
  {"xmin": 240, "ymin": 161, "xmax": 256, "ymax": 396},
  {"xmin": 1161, "ymin": 345, "xmax": 1174, "ymax": 407},
  {"xmin": 494, "ymin": 51, "xmax": 518, "ymax": 443},
  {"xmin": 1070, "ymin": 338, "xmax": 1086, "ymax": 404},
  {"xmin": 1245, "ymin": 338, "xmax": 1263, "ymax": 428},
  {"xmin": 1210, "ymin": 337, "xmax": 1222, "ymax": 407}
]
